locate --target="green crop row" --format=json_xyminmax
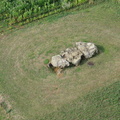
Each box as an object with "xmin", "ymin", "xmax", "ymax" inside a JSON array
[{"xmin": 0, "ymin": 0, "xmax": 87, "ymax": 26}]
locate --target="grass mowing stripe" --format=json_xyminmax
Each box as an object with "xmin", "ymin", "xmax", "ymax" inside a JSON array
[
  {"xmin": 0, "ymin": 1, "xmax": 120, "ymax": 120},
  {"xmin": 42, "ymin": 81, "xmax": 120, "ymax": 120}
]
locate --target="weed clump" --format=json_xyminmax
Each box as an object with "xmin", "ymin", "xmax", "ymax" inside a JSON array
[{"xmin": 44, "ymin": 59, "xmax": 49, "ymax": 64}]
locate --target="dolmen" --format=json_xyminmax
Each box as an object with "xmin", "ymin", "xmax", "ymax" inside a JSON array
[{"xmin": 48, "ymin": 42, "xmax": 98, "ymax": 74}]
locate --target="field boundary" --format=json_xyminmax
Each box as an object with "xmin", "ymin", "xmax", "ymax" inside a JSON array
[{"xmin": 0, "ymin": 0, "xmax": 107, "ymax": 34}]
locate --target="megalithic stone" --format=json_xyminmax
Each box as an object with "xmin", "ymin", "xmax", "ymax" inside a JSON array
[
  {"xmin": 76, "ymin": 42, "xmax": 98, "ymax": 59},
  {"xmin": 48, "ymin": 42, "xmax": 98, "ymax": 69}
]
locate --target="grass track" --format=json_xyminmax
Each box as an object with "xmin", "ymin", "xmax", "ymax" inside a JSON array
[{"xmin": 0, "ymin": 1, "xmax": 120, "ymax": 120}]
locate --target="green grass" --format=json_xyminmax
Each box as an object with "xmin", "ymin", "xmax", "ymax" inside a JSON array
[
  {"xmin": 0, "ymin": 104, "xmax": 12, "ymax": 120},
  {"xmin": 44, "ymin": 59, "xmax": 50, "ymax": 64},
  {"xmin": 0, "ymin": 1, "xmax": 120, "ymax": 120},
  {"xmin": 42, "ymin": 81, "xmax": 120, "ymax": 120}
]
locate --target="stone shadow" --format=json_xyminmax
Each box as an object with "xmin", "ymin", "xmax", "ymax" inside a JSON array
[
  {"xmin": 97, "ymin": 45, "xmax": 105, "ymax": 54},
  {"xmin": 80, "ymin": 44, "xmax": 105, "ymax": 66}
]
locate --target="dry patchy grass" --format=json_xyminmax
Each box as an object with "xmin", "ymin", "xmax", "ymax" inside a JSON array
[{"xmin": 0, "ymin": 1, "xmax": 120, "ymax": 120}]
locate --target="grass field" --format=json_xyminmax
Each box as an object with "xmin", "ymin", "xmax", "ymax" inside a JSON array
[{"xmin": 0, "ymin": 1, "xmax": 120, "ymax": 120}]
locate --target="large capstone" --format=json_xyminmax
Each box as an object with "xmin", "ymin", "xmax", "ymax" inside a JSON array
[
  {"xmin": 76, "ymin": 42, "xmax": 98, "ymax": 59},
  {"xmin": 60, "ymin": 47, "xmax": 83, "ymax": 66}
]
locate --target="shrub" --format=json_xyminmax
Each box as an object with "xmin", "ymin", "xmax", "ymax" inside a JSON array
[
  {"xmin": 17, "ymin": 15, "xmax": 23, "ymax": 22},
  {"xmin": 61, "ymin": 0, "xmax": 71, "ymax": 9},
  {"xmin": 23, "ymin": 11, "xmax": 30, "ymax": 19},
  {"xmin": 9, "ymin": 18, "xmax": 16, "ymax": 25}
]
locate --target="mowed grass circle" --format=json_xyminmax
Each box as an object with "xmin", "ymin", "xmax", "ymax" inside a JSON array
[{"xmin": 0, "ymin": 1, "xmax": 120, "ymax": 120}]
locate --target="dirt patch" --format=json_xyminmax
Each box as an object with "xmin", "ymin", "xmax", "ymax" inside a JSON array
[
  {"xmin": 0, "ymin": 94, "xmax": 4, "ymax": 105},
  {"xmin": 0, "ymin": 94, "xmax": 12, "ymax": 114},
  {"xmin": 87, "ymin": 61, "xmax": 94, "ymax": 66}
]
